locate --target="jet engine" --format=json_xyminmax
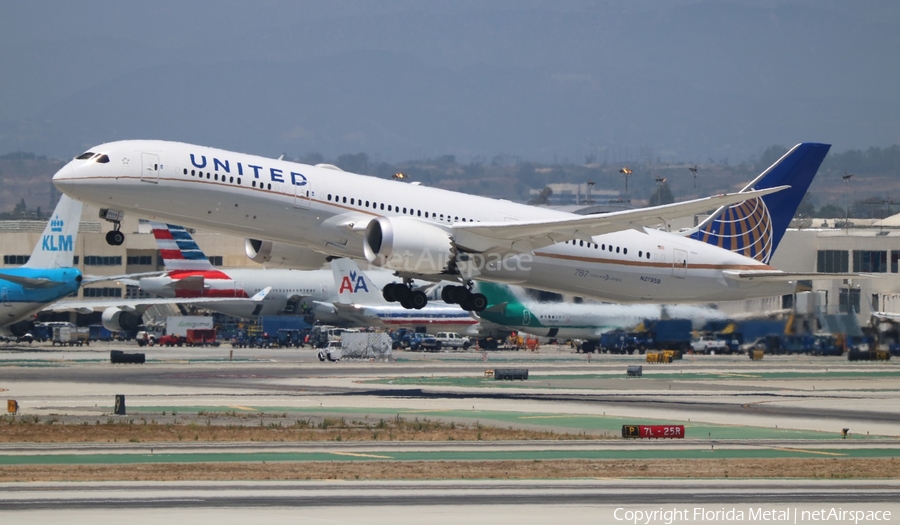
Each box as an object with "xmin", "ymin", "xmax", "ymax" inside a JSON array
[
  {"xmin": 101, "ymin": 307, "xmax": 143, "ymax": 332},
  {"xmin": 244, "ymin": 239, "xmax": 331, "ymax": 270},
  {"xmin": 363, "ymin": 216, "xmax": 453, "ymax": 274}
]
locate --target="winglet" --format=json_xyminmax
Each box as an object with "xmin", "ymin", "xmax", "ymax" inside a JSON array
[{"xmin": 250, "ymin": 286, "xmax": 272, "ymax": 301}]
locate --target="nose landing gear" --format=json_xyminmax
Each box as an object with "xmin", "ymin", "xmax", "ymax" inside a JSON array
[
  {"xmin": 100, "ymin": 208, "xmax": 126, "ymax": 246},
  {"xmin": 105, "ymin": 227, "xmax": 125, "ymax": 246}
]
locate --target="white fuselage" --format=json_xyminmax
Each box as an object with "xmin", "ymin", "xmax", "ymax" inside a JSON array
[{"xmin": 53, "ymin": 140, "xmax": 792, "ymax": 304}]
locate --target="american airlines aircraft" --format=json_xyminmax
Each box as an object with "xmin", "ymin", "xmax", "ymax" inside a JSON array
[
  {"xmin": 52, "ymin": 141, "xmax": 833, "ymax": 312},
  {"xmin": 322, "ymin": 257, "xmax": 477, "ymax": 334}
]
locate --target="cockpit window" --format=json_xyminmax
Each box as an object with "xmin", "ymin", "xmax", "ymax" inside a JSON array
[
  {"xmin": 96, "ymin": 154, "xmax": 110, "ymax": 164},
  {"xmin": 76, "ymin": 152, "xmax": 95, "ymax": 160}
]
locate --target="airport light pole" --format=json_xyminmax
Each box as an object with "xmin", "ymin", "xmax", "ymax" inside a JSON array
[
  {"xmin": 619, "ymin": 167, "xmax": 633, "ymax": 195},
  {"xmin": 843, "ymin": 173, "xmax": 853, "ymax": 233},
  {"xmin": 652, "ymin": 177, "xmax": 667, "ymax": 207}
]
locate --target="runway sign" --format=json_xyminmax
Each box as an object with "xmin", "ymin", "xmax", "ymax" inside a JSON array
[{"xmin": 622, "ymin": 425, "xmax": 685, "ymax": 439}]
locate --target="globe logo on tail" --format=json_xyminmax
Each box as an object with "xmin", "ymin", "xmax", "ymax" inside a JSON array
[{"xmin": 693, "ymin": 197, "xmax": 774, "ymax": 264}]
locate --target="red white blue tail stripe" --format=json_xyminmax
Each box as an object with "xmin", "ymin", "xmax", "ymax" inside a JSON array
[
  {"xmin": 151, "ymin": 222, "xmax": 217, "ymax": 271},
  {"xmin": 150, "ymin": 222, "xmax": 243, "ymax": 297}
]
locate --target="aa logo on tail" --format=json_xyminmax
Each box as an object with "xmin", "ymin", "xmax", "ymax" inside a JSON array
[{"xmin": 339, "ymin": 271, "xmax": 369, "ymax": 294}]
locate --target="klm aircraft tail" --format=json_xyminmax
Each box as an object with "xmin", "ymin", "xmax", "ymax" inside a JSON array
[
  {"xmin": 150, "ymin": 222, "xmax": 217, "ymax": 272},
  {"xmin": 24, "ymin": 195, "xmax": 82, "ymax": 269},
  {"xmin": 330, "ymin": 258, "xmax": 382, "ymax": 305},
  {"xmin": 688, "ymin": 143, "xmax": 830, "ymax": 264}
]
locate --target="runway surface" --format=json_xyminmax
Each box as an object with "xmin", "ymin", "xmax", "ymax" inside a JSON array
[
  {"xmin": 2, "ymin": 480, "xmax": 899, "ymax": 524},
  {"xmin": 2, "ymin": 342, "xmax": 899, "ymax": 521}
]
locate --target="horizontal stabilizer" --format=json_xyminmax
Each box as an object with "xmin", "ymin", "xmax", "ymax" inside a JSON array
[
  {"xmin": 722, "ymin": 270, "xmax": 875, "ymax": 282},
  {"xmin": 0, "ymin": 272, "xmax": 60, "ymax": 289}
]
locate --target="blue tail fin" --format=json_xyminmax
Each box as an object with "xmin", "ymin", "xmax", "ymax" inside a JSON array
[{"xmin": 689, "ymin": 142, "xmax": 830, "ymax": 263}]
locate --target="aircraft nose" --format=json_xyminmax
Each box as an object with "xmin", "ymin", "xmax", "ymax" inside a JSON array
[{"xmin": 51, "ymin": 162, "xmax": 76, "ymax": 191}]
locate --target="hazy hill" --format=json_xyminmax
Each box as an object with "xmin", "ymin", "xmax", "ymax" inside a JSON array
[{"xmin": 0, "ymin": 1, "xmax": 897, "ymax": 162}]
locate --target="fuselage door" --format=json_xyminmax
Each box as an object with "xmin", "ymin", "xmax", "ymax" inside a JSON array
[
  {"xmin": 523, "ymin": 308, "xmax": 531, "ymax": 326},
  {"xmin": 141, "ymin": 153, "xmax": 160, "ymax": 184},
  {"xmin": 1, "ymin": 287, "xmax": 9, "ymax": 306},
  {"xmin": 294, "ymin": 181, "xmax": 311, "ymax": 209},
  {"xmin": 673, "ymin": 249, "xmax": 688, "ymax": 278}
]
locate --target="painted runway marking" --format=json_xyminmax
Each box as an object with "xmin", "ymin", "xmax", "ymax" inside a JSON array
[
  {"xmin": 771, "ymin": 447, "xmax": 845, "ymax": 456},
  {"xmin": 519, "ymin": 415, "xmax": 579, "ymax": 419},
  {"xmin": 228, "ymin": 405, "xmax": 256, "ymax": 411},
  {"xmin": 331, "ymin": 452, "xmax": 394, "ymax": 459}
]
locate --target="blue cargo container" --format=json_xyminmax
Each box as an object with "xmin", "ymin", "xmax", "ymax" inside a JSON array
[
  {"xmin": 259, "ymin": 316, "xmax": 310, "ymax": 335},
  {"xmin": 89, "ymin": 324, "xmax": 114, "ymax": 341}
]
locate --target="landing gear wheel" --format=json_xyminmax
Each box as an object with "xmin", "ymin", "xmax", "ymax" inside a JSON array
[
  {"xmin": 448, "ymin": 286, "xmax": 468, "ymax": 304},
  {"xmin": 392, "ymin": 284, "xmax": 410, "ymax": 302},
  {"xmin": 400, "ymin": 296, "xmax": 415, "ymax": 309},
  {"xmin": 409, "ymin": 290, "xmax": 428, "ymax": 310},
  {"xmin": 441, "ymin": 286, "xmax": 455, "ymax": 304},
  {"xmin": 105, "ymin": 230, "xmax": 125, "ymax": 246},
  {"xmin": 469, "ymin": 293, "xmax": 487, "ymax": 312},
  {"xmin": 382, "ymin": 283, "xmax": 399, "ymax": 302}
]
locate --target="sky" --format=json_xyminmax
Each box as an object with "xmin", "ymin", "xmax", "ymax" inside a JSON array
[{"xmin": 1, "ymin": 0, "xmax": 898, "ymax": 163}]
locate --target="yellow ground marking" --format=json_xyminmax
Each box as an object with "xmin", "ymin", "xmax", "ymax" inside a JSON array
[
  {"xmin": 331, "ymin": 452, "xmax": 394, "ymax": 459},
  {"xmin": 772, "ymin": 447, "xmax": 845, "ymax": 456},
  {"xmin": 228, "ymin": 405, "xmax": 256, "ymax": 411},
  {"xmin": 718, "ymin": 373, "xmax": 761, "ymax": 378},
  {"xmin": 519, "ymin": 415, "xmax": 578, "ymax": 419}
]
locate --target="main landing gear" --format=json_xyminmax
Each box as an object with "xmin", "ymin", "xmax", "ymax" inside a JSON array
[
  {"xmin": 382, "ymin": 281, "xmax": 428, "ymax": 310},
  {"xmin": 100, "ymin": 208, "xmax": 126, "ymax": 246},
  {"xmin": 441, "ymin": 283, "xmax": 488, "ymax": 313}
]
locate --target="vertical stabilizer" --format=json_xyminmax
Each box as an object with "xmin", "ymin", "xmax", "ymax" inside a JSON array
[
  {"xmin": 150, "ymin": 222, "xmax": 217, "ymax": 271},
  {"xmin": 473, "ymin": 281, "xmax": 525, "ymax": 308},
  {"xmin": 689, "ymin": 142, "xmax": 830, "ymax": 263},
  {"xmin": 24, "ymin": 195, "xmax": 82, "ymax": 269},
  {"xmin": 330, "ymin": 258, "xmax": 383, "ymax": 305}
]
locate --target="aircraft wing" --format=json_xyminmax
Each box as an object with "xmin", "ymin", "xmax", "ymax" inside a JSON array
[
  {"xmin": 0, "ymin": 272, "xmax": 62, "ymax": 289},
  {"xmin": 83, "ymin": 271, "xmax": 165, "ymax": 284},
  {"xmin": 722, "ymin": 271, "xmax": 875, "ymax": 281},
  {"xmin": 451, "ymin": 186, "xmax": 788, "ymax": 253},
  {"xmin": 45, "ymin": 287, "xmax": 273, "ymax": 314},
  {"xmin": 872, "ymin": 311, "xmax": 900, "ymax": 320},
  {"xmin": 315, "ymin": 301, "xmax": 384, "ymax": 327}
]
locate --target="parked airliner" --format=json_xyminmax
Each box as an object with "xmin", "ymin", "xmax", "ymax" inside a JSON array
[
  {"xmin": 321, "ymin": 257, "xmax": 477, "ymax": 334},
  {"xmin": 0, "ymin": 195, "xmax": 83, "ymax": 336},
  {"xmin": 52, "ymin": 141, "xmax": 835, "ymax": 312},
  {"xmin": 473, "ymin": 281, "xmax": 725, "ymax": 353}
]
